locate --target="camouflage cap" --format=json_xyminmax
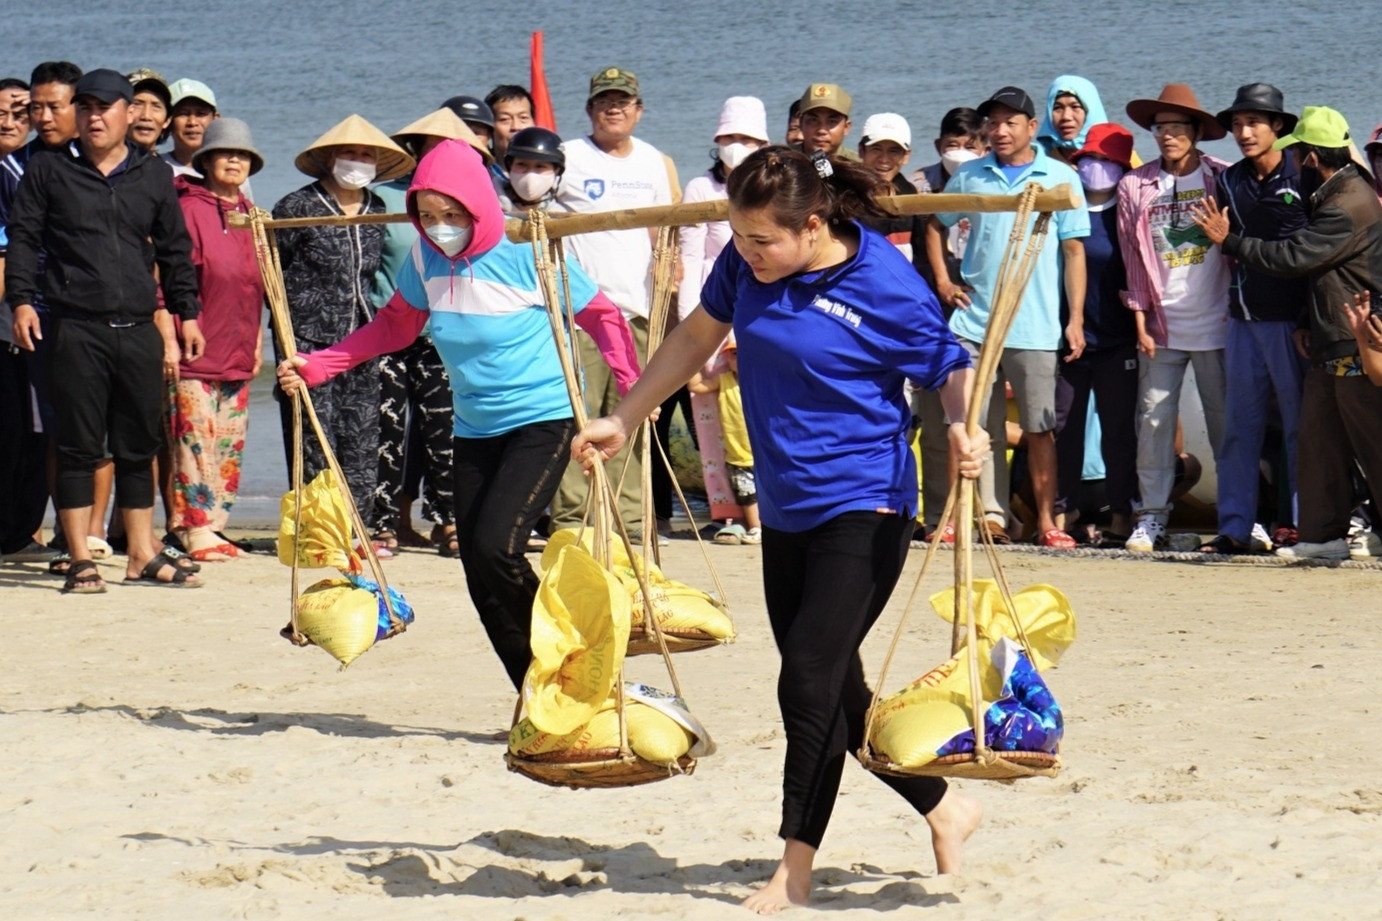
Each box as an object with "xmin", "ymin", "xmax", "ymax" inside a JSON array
[{"xmin": 589, "ymin": 67, "xmax": 639, "ymax": 101}]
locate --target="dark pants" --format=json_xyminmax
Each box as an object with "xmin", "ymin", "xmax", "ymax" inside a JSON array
[
  {"xmin": 374, "ymin": 340, "xmax": 455, "ymax": 531},
  {"xmin": 1054, "ymin": 344, "xmax": 1139, "ymax": 520},
  {"xmin": 49, "ymin": 318, "xmax": 161, "ymax": 510},
  {"xmin": 278, "ymin": 358, "xmax": 381, "ymax": 530},
  {"xmin": 0, "ymin": 346, "xmax": 49, "ymax": 552},
  {"xmin": 651, "ymin": 385, "xmax": 694, "ymax": 521},
  {"xmin": 761, "ymin": 511, "xmax": 947, "ymax": 850},
  {"xmin": 453, "ymin": 418, "xmax": 576, "ymax": 689},
  {"xmin": 1297, "ymin": 368, "xmax": 1382, "ymax": 543}
]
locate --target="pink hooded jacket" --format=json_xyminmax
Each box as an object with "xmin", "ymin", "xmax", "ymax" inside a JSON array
[{"xmin": 296, "ymin": 140, "xmax": 639, "ymax": 395}]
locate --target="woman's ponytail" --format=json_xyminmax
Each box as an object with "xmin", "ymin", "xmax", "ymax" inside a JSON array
[{"xmin": 727, "ymin": 145, "xmax": 888, "ymax": 231}]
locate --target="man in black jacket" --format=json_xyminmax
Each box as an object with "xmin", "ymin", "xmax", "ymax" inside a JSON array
[
  {"xmin": 1195, "ymin": 106, "xmax": 1382, "ymax": 561},
  {"xmin": 6, "ymin": 68, "xmax": 204, "ymax": 592}
]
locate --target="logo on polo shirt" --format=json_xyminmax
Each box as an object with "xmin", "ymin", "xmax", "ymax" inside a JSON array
[
  {"xmin": 584, "ymin": 178, "xmax": 606, "ymax": 200},
  {"xmin": 811, "ymin": 294, "xmax": 862, "ymax": 328}
]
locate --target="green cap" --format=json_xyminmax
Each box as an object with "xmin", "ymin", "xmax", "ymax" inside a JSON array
[
  {"xmin": 588, "ymin": 67, "xmax": 639, "ymax": 101},
  {"xmin": 799, "ymin": 82, "xmax": 852, "ymax": 117},
  {"xmin": 1272, "ymin": 105, "xmax": 1351, "ymax": 150}
]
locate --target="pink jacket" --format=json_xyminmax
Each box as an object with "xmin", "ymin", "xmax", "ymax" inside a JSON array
[{"xmin": 1116, "ymin": 153, "xmax": 1230, "ymax": 346}]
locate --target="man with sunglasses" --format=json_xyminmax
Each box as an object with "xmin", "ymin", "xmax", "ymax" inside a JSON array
[
  {"xmin": 1117, "ymin": 84, "xmax": 1231, "ymax": 552},
  {"xmin": 548, "ymin": 67, "xmax": 674, "ymax": 539}
]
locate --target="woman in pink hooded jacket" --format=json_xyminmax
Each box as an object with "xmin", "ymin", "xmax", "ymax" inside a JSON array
[{"xmin": 278, "ymin": 139, "xmax": 640, "ymax": 688}]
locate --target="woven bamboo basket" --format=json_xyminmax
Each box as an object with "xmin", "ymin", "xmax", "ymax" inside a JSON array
[{"xmin": 505, "ymin": 750, "xmax": 697, "ymax": 789}]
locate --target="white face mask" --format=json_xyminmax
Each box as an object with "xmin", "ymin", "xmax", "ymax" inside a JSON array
[
  {"xmin": 331, "ymin": 157, "xmax": 377, "ymax": 190},
  {"xmin": 941, "ymin": 148, "xmax": 980, "ymax": 175},
  {"xmin": 425, "ymin": 222, "xmax": 473, "ymax": 257},
  {"xmin": 718, "ymin": 141, "xmax": 755, "ymax": 170},
  {"xmin": 511, "ymin": 170, "xmax": 557, "ymax": 203}
]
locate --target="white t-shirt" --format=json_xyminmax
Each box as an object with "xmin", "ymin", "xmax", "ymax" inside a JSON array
[
  {"xmin": 554, "ymin": 135, "xmax": 672, "ymax": 319},
  {"xmin": 1149, "ymin": 169, "xmax": 1228, "ymax": 350}
]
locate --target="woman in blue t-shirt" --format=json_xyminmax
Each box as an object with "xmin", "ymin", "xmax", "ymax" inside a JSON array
[{"xmin": 573, "ymin": 146, "xmax": 990, "ymax": 914}]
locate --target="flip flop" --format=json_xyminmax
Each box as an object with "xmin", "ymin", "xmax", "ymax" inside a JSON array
[
  {"xmin": 124, "ymin": 550, "xmax": 203, "ymax": 588},
  {"xmin": 187, "ymin": 544, "xmax": 237, "ymax": 562},
  {"xmin": 1038, "ymin": 529, "xmax": 1078, "ymax": 550},
  {"xmin": 62, "ymin": 559, "xmax": 107, "ymax": 594}
]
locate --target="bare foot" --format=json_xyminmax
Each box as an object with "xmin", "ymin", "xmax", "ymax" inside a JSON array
[
  {"xmin": 926, "ymin": 788, "xmax": 983, "ymax": 874},
  {"xmin": 742, "ymin": 839, "xmax": 814, "ymax": 914}
]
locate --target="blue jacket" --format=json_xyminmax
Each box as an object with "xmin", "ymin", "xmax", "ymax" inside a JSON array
[{"xmin": 1216, "ymin": 155, "xmax": 1310, "ymax": 323}]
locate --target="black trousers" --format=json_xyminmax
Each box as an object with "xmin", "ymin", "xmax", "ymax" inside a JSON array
[
  {"xmin": 49, "ymin": 318, "xmax": 161, "ymax": 510},
  {"xmin": 761, "ymin": 511, "xmax": 947, "ymax": 850},
  {"xmin": 1053, "ymin": 344, "xmax": 1139, "ymax": 519},
  {"xmin": 0, "ymin": 346, "xmax": 49, "ymax": 551},
  {"xmin": 373, "ymin": 340, "xmax": 455, "ymax": 530},
  {"xmin": 453, "ymin": 418, "xmax": 576, "ymax": 689},
  {"xmin": 278, "ymin": 358, "xmax": 381, "ymax": 531}
]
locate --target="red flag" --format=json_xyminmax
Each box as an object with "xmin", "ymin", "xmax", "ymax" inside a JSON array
[{"xmin": 530, "ymin": 31, "xmax": 556, "ymax": 131}]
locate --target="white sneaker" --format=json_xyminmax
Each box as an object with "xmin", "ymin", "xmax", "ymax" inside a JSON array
[
  {"xmin": 1125, "ymin": 518, "xmax": 1166, "ymax": 552},
  {"xmin": 1276, "ymin": 539, "xmax": 1349, "ymax": 561},
  {"xmin": 1348, "ymin": 530, "xmax": 1382, "ymax": 559},
  {"xmin": 741, "ymin": 527, "xmax": 762, "ymax": 545},
  {"xmin": 1249, "ymin": 523, "xmax": 1274, "ymax": 553}
]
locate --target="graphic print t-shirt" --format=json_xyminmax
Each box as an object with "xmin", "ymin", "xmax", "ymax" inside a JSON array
[{"xmin": 1149, "ymin": 169, "xmax": 1228, "ymax": 350}]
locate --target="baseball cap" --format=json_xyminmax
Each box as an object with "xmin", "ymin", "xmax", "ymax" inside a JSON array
[
  {"xmin": 588, "ymin": 67, "xmax": 639, "ymax": 101},
  {"xmin": 126, "ymin": 68, "xmax": 171, "ymax": 107},
  {"xmin": 1272, "ymin": 105, "xmax": 1351, "ymax": 150},
  {"xmin": 860, "ymin": 113, "xmax": 911, "ymax": 150},
  {"xmin": 799, "ymin": 83, "xmax": 851, "ymax": 117},
  {"xmin": 1071, "ymin": 123, "xmax": 1134, "ymax": 169},
  {"xmin": 73, "ymin": 69, "xmax": 133, "ymax": 105},
  {"xmin": 168, "ymin": 78, "xmax": 217, "ymax": 111},
  {"xmin": 978, "ymin": 86, "xmax": 1036, "ymax": 120}
]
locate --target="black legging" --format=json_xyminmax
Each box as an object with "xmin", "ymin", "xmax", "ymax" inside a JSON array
[
  {"xmin": 452, "ymin": 418, "xmax": 576, "ymax": 688},
  {"xmin": 761, "ymin": 511, "xmax": 947, "ymax": 849}
]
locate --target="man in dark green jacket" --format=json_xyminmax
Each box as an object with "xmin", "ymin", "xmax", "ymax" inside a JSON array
[
  {"xmin": 6, "ymin": 68, "xmax": 204, "ymax": 591},
  {"xmin": 1194, "ymin": 106, "xmax": 1382, "ymax": 561}
]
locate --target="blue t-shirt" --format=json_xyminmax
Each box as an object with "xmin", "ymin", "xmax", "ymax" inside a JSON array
[
  {"xmin": 699, "ymin": 222, "xmax": 971, "ymax": 532},
  {"xmin": 393, "ymin": 237, "xmax": 597, "ymax": 438},
  {"xmin": 936, "ymin": 149, "xmax": 1090, "ymax": 349}
]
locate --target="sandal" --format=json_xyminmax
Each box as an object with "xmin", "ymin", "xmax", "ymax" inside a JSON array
[
  {"xmin": 124, "ymin": 550, "xmax": 203, "ymax": 588},
  {"xmin": 1038, "ymin": 528, "xmax": 1078, "ymax": 550},
  {"xmin": 62, "ymin": 559, "xmax": 107, "ymax": 594},
  {"xmin": 524, "ymin": 530, "xmax": 547, "ymax": 553},
  {"xmin": 397, "ymin": 526, "xmax": 433, "ymax": 549},
  {"xmin": 1198, "ymin": 534, "xmax": 1255, "ymax": 555},
  {"xmin": 49, "ymin": 551, "xmax": 73, "ymax": 575},
  {"xmin": 371, "ymin": 530, "xmax": 400, "ymax": 551},
  {"xmin": 86, "ymin": 536, "xmax": 113, "ymax": 559},
  {"xmin": 438, "ymin": 529, "xmax": 459, "ymax": 558},
  {"xmin": 979, "ymin": 520, "xmax": 1012, "ymax": 545},
  {"xmin": 187, "ymin": 544, "xmax": 238, "ymax": 562},
  {"xmin": 160, "ymin": 546, "xmax": 202, "ymax": 573}
]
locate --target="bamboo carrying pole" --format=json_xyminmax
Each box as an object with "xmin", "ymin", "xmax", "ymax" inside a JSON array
[{"xmin": 226, "ymin": 185, "xmax": 1081, "ymax": 239}]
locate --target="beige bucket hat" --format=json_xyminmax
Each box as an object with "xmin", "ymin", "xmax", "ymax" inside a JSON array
[
  {"xmin": 391, "ymin": 108, "xmax": 493, "ymax": 166},
  {"xmin": 294, "ymin": 114, "xmax": 416, "ymax": 182}
]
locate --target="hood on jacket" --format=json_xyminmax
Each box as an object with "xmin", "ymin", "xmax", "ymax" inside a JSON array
[
  {"xmin": 1037, "ymin": 75, "xmax": 1109, "ymax": 151},
  {"xmin": 406, "ymin": 139, "xmax": 505, "ymax": 261}
]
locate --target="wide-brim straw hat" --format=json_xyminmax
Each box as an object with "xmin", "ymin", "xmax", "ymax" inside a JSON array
[
  {"xmin": 294, "ymin": 114, "xmax": 415, "ymax": 182},
  {"xmin": 192, "ymin": 116, "xmax": 265, "ymax": 176},
  {"xmin": 1126, "ymin": 84, "xmax": 1226, "ymax": 141},
  {"xmin": 391, "ymin": 108, "xmax": 493, "ymax": 166}
]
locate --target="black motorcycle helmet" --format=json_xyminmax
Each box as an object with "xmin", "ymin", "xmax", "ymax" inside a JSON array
[
  {"xmin": 504, "ymin": 126, "xmax": 565, "ymax": 172},
  {"xmin": 441, "ymin": 95, "xmax": 495, "ymax": 134}
]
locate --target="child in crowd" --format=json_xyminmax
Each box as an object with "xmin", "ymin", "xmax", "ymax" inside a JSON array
[{"xmin": 690, "ymin": 337, "xmax": 760, "ymax": 544}]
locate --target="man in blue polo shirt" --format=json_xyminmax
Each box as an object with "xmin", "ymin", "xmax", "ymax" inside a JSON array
[
  {"xmin": 927, "ymin": 86, "xmax": 1089, "ymax": 547},
  {"xmin": 1198, "ymin": 85, "xmax": 1309, "ymax": 555}
]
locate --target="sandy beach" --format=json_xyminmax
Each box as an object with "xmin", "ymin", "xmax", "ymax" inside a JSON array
[{"xmin": 3, "ymin": 534, "xmax": 1380, "ymax": 920}]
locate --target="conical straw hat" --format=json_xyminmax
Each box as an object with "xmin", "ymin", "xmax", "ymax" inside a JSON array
[
  {"xmin": 391, "ymin": 108, "xmax": 493, "ymax": 165},
  {"xmin": 294, "ymin": 113, "xmax": 416, "ymax": 182}
]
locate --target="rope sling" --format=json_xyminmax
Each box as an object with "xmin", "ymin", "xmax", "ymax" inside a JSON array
[
  {"xmin": 247, "ymin": 209, "xmax": 404, "ymax": 652},
  {"xmin": 859, "ymin": 182, "xmax": 1068, "ymax": 781}
]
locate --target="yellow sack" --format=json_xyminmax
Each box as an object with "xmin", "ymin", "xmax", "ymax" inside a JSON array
[
  {"xmin": 928, "ymin": 580, "xmax": 1076, "ymax": 671},
  {"xmin": 293, "ymin": 577, "xmax": 380, "ymax": 667},
  {"xmin": 869, "ymin": 580, "xmax": 1075, "ymax": 767},
  {"xmin": 278, "ymin": 468, "xmax": 361, "ymax": 572},
  {"xmin": 631, "ymin": 580, "xmax": 735, "ymax": 640},
  {"xmin": 510, "ymin": 697, "xmax": 694, "ymax": 763},
  {"xmin": 520, "ymin": 544, "xmax": 631, "ymax": 737},
  {"xmin": 543, "ymin": 528, "xmax": 735, "ymax": 644}
]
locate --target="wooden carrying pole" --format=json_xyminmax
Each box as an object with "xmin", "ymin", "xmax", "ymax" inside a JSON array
[{"xmin": 227, "ymin": 184, "xmax": 1082, "ymax": 240}]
